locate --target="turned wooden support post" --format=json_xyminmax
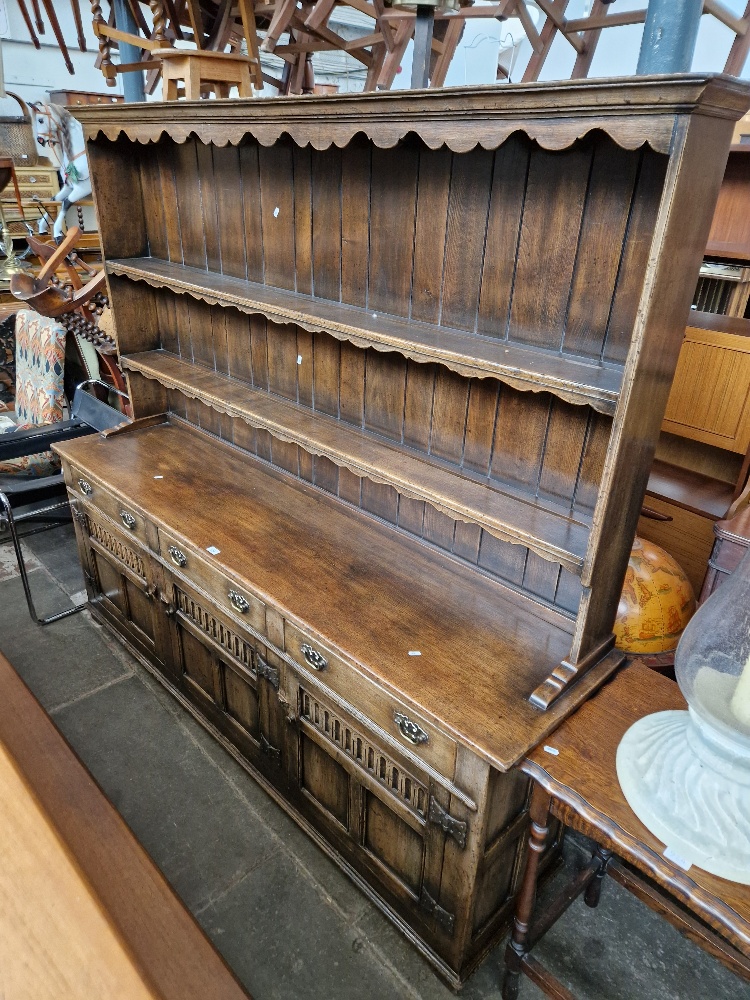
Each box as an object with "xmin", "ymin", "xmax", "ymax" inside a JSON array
[
  {"xmin": 584, "ymin": 844, "xmax": 613, "ymax": 908},
  {"xmin": 150, "ymin": 0, "xmax": 169, "ymax": 46},
  {"xmin": 91, "ymin": 0, "xmax": 116, "ymax": 86},
  {"xmin": 502, "ymin": 783, "xmax": 551, "ymax": 1000}
]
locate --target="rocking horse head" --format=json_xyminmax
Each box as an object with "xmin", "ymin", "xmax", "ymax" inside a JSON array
[{"xmin": 28, "ymin": 102, "xmax": 91, "ymax": 241}]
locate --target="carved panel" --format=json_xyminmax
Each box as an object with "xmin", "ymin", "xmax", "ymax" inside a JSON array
[
  {"xmin": 86, "ymin": 514, "xmax": 146, "ymax": 577},
  {"xmin": 300, "ymin": 688, "xmax": 428, "ymax": 819},
  {"xmin": 174, "ymin": 586, "xmax": 255, "ymax": 674}
]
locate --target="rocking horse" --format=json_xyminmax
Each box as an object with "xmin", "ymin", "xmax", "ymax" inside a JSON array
[{"xmin": 29, "ymin": 102, "xmax": 91, "ymax": 242}]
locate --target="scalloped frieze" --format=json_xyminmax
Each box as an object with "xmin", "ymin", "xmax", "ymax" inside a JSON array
[
  {"xmin": 84, "ymin": 117, "xmax": 673, "ymax": 155},
  {"xmin": 75, "ymin": 74, "xmax": 750, "ymax": 156}
]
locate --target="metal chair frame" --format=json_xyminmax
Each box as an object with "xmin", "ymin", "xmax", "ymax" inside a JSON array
[{"xmin": 0, "ymin": 379, "xmax": 129, "ymax": 624}]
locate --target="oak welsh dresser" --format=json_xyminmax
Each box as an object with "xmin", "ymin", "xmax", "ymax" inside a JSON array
[{"xmin": 55, "ymin": 77, "xmax": 750, "ymax": 986}]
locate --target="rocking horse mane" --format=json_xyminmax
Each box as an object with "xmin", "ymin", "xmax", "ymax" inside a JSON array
[{"xmin": 30, "ymin": 102, "xmax": 76, "ymax": 164}]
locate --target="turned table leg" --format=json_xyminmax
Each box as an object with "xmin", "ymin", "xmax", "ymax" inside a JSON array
[
  {"xmin": 502, "ymin": 782, "xmax": 551, "ymax": 1000},
  {"xmin": 584, "ymin": 845, "xmax": 613, "ymax": 908}
]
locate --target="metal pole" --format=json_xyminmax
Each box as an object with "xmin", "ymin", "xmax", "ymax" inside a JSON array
[
  {"xmin": 411, "ymin": 5, "xmax": 434, "ymax": 89},
  {"xmin": 636, "ymin": 0, "xmax": 703, "ymax": 75},
  {"xmin": 112, "ymin": 0, "xmax": 146, "ymax": 102}
]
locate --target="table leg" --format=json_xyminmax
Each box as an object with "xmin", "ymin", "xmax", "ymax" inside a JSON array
[
  {"xmin": 502, "ymin": 782, "xmax": 552, "ymax": 1000},
  {"xmin": 584, "ymin": 845, "xmax": 612, "ymax": 909}
]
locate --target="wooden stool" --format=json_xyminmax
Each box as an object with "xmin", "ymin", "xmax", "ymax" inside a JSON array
[
  {"xmin": 155, "ymin": 49, "xmax": 255, "ymax": 101},
  {"xmin": 502, "ymin": 664, "xmax": 750, "ymax": 999}
]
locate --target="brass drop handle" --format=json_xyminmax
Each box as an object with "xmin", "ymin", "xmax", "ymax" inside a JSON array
[
  {"xmin": 394, "ymin": 711, "xmax": 428, "ymax": 746},
  {"xmin": 168, "ymin": 545, "xmax": 187, "ymax": 568},
  {"xmin": 120, "ymin": 510, "xmax": 137, "ymax": 531},
  {"xmin": 228, "ymin": 590, "xmax": 250, "ymax": 614},
  {"xmin": 301, "ymin": 643, "xmax": 327, "ymax": 671},
  {"xmin": 77, "ymin": 477, "xmax": 93, "ymax": 496}
]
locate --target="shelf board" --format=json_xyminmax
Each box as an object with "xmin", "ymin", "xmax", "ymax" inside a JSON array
[
  {"xmin": 123, "ymin": 350, "xmax": 591, "ymax": 575},
  {"xmin": 647, "ymin": 459, "xmax": 735, "ymax": 520},
  {"xmin": 109, "ymin": 257, "xmax": 622, "ymax": 416}
]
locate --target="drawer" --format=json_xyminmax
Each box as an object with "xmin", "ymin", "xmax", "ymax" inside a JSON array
[
  {"xmin": 285, "ymin": 621, "xmax": 456, "ymax": 779},
  {"xmin": 69, "ymin": 468, "xmax": 151, "ymax": 549},
  {"xmin": 158, "ymin": 528, "xmax": 267, "ymax": 637}
]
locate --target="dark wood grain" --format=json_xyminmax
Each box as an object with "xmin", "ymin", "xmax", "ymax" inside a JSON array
[
  {"xmin": 56, "ymin": 419, "xmax": 605, "ymax": 770},
  {"xmin": 108, "ymin": 258, "xmax": 623, "ymax": 414},
  {"xmin": 212, "ymin": 144, "xmax": 247, "ymax": 280},
  {"xmin": 508, "ymin": 144, "xmax": 590, "ymax": 350},
  {"xmin": 312, "ymin": 146, "xmax": 342, "ymax": 303},
  {"xmin": 523, "ymin": 665, "xmax": 750, "ymax": 956},
  {"xmin": 368, "ymin": 142, "xmax": 418, "ymax": 315},
  {"xmin": 411, "ymin": 148, "xmax": 452, "ymax": 325}
]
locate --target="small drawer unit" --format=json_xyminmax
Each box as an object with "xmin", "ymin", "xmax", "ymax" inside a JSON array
[
  {"xmin": 284, "ymin": 621, "xmax": 457, "ymax": 779},
  {"xmin": 68, "ymin": 468, "xmax": 151, "ymax": 550},
  {"xmin": 157, "ymin": 529, "xmax": 267, "ymax": 637}
]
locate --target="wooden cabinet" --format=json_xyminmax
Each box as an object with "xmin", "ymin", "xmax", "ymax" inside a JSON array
[
  {"xmin": 663, "ymin": 324, "xmax": 750, "ymax": 454},
  {"xmin": 55, "ymin": 76, "xmax": 748, "ymax": 985},
  {"xmin": 49, "ymin": 90, "xmax": 124, "ymax": 107},
  {"xmin": 69, "ymin": 493, "xmax": 167, "ymax": 669}
]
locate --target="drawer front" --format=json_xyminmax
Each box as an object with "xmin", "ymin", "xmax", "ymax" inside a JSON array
[
  {"xmin": 158, "ymin": 528, "xmax": 267, "ymax": 637},
  {"xmin": 285, "ymin": 622, "xmax": 456, "ymax": 779},
  {"xmin": 69, "ymin": 467, "xmax": 151, "ymax": 549},
  {"xmin": 17, "ymin": 183, "xmax": 58, "ymax": 198}
]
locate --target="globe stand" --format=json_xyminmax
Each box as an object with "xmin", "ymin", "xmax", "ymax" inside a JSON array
[{"xmin": 617, "ymin": 705, "xmax": 750, "ymax": 883}]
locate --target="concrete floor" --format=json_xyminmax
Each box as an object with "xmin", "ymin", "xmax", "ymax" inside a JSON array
[{"xmin": 1, "ymin": 521, "xmax": 748, "ymax": 1000}]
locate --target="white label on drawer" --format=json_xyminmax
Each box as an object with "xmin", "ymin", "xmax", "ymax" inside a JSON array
[
  {"xmin": 408, "ymin": 650, "xmax": 421, "ymax": 656},
  {"xmin": 273, "ymin": 206, "xmax": 280, "ymax": 218},
  {"xmin": 297, "ymin": 355, "xmax": 303, "ymax": 364},
  {"xmin": 206, "ymin": 546, "xmax": 221, "ymax": 555},
  {"xmin": 543, "ymin": 746, "xmax": 560, "ymax": 756},
  {"xmin": 154, "ymin": 475, "xmax": 163, "ymax": 479},
  {"xmin": 663, "ymin": 846, "xmax": 692, "ymax": 871}
]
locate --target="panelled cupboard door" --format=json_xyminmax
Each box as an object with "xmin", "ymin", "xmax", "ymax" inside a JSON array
[
  {"xmin": 70, "ymin": 497, "xmax": 168, "ymax": 669},
  {"xmin": 283, "ymin": 673, "xmax": 460, "ymax": 957},
  {"xmin": 162, "ymin": 573, "xmax": 287, "ymax": 783}
]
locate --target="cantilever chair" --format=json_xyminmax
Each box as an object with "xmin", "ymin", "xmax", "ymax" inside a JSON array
[{"xmin": 0, "ymin": 370, "xmax": 129, "ymax": 625}]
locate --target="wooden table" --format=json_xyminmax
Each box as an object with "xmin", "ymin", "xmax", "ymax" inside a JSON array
[
  {"xmin": 0, "ymin": 650, "xmax": 251, "ymax": 1000},
  {"xmin": 502, "ymin": 664, "xmax": 750, "ymax": 1000}
]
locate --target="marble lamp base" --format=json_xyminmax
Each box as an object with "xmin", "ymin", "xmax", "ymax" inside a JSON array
[{"xmin": 616, "ymin": 708, "xmax": 750, "ymax": 884}]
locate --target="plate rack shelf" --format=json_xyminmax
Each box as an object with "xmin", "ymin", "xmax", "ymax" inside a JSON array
[{"xmin": 56, "ymin": 76, "xmax": 749, "ymax": 984}]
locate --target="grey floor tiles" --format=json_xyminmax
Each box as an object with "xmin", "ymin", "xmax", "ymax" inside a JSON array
[{"xmin": 0, "ymin": 522, "xmax": 748, "ymax": 1000}]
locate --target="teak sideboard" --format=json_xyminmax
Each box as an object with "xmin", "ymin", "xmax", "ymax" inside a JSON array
[{"xmin": 55, "ymin": 77, "xmax": 750, "ymax": 985}]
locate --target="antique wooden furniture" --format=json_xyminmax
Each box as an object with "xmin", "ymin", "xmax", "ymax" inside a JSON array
[
  {"xmin": 700, "ymin": 504, "xmax": 750, "ymax": 601},
  {"xmin": 156, "ymin": 48, "xmax": 256, "ymax": 100},
  {"xmin": 54, "ymin": 77, "xmax": 749, "ymax": 985},
  {"xmin": 502, "ymin": 664, "xmax": 750, "ymax": 999},
  {"xmin": 50, "ymin": 88, "xmax": 124, "ymax": 106},
  {"xmin": 0, "ymin": 648, "xmax": 251, "ymax": 999}
]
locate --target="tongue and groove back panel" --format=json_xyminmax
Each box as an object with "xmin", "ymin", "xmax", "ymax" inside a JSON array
[{"xmin": 104, "ymin": 131, "xmax": 665, "ymax": 621}]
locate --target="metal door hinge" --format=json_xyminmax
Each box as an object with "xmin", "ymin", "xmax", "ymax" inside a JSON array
[
  {"xmin": 429, "ymin": 796, "xmax": 467, "ymax": 849},
  {"xmin": 256, "ymin": 653, "xmax": 280, "ymax": 690},
  {"xmin": 419, "ymin": 888, "xmax": 455, "ymax": 936},
  {"xmin": 71, "ymin": 502, "xmax": 88, "ymax": 526},
  {"xmin": 259, "ymin": 733, "xmax": 281, "ymax": 762}
]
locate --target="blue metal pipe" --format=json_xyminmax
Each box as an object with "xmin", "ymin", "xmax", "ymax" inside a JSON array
[
  {"xmin": 636, "ymin": 0, "xmax": 703, "ymax": 75},
  {"xmin": 112, "ymin": 0, "xmax": 146, "ymax": 102}
]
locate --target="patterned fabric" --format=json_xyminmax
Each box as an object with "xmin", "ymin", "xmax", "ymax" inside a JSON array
[
  {"xmin": 0, "ymin": 312, "xmax": 15, "ymax": 406},
  {"xmin": 0, "ymin": 309, "xmax": 66, "ymax": 477}
]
